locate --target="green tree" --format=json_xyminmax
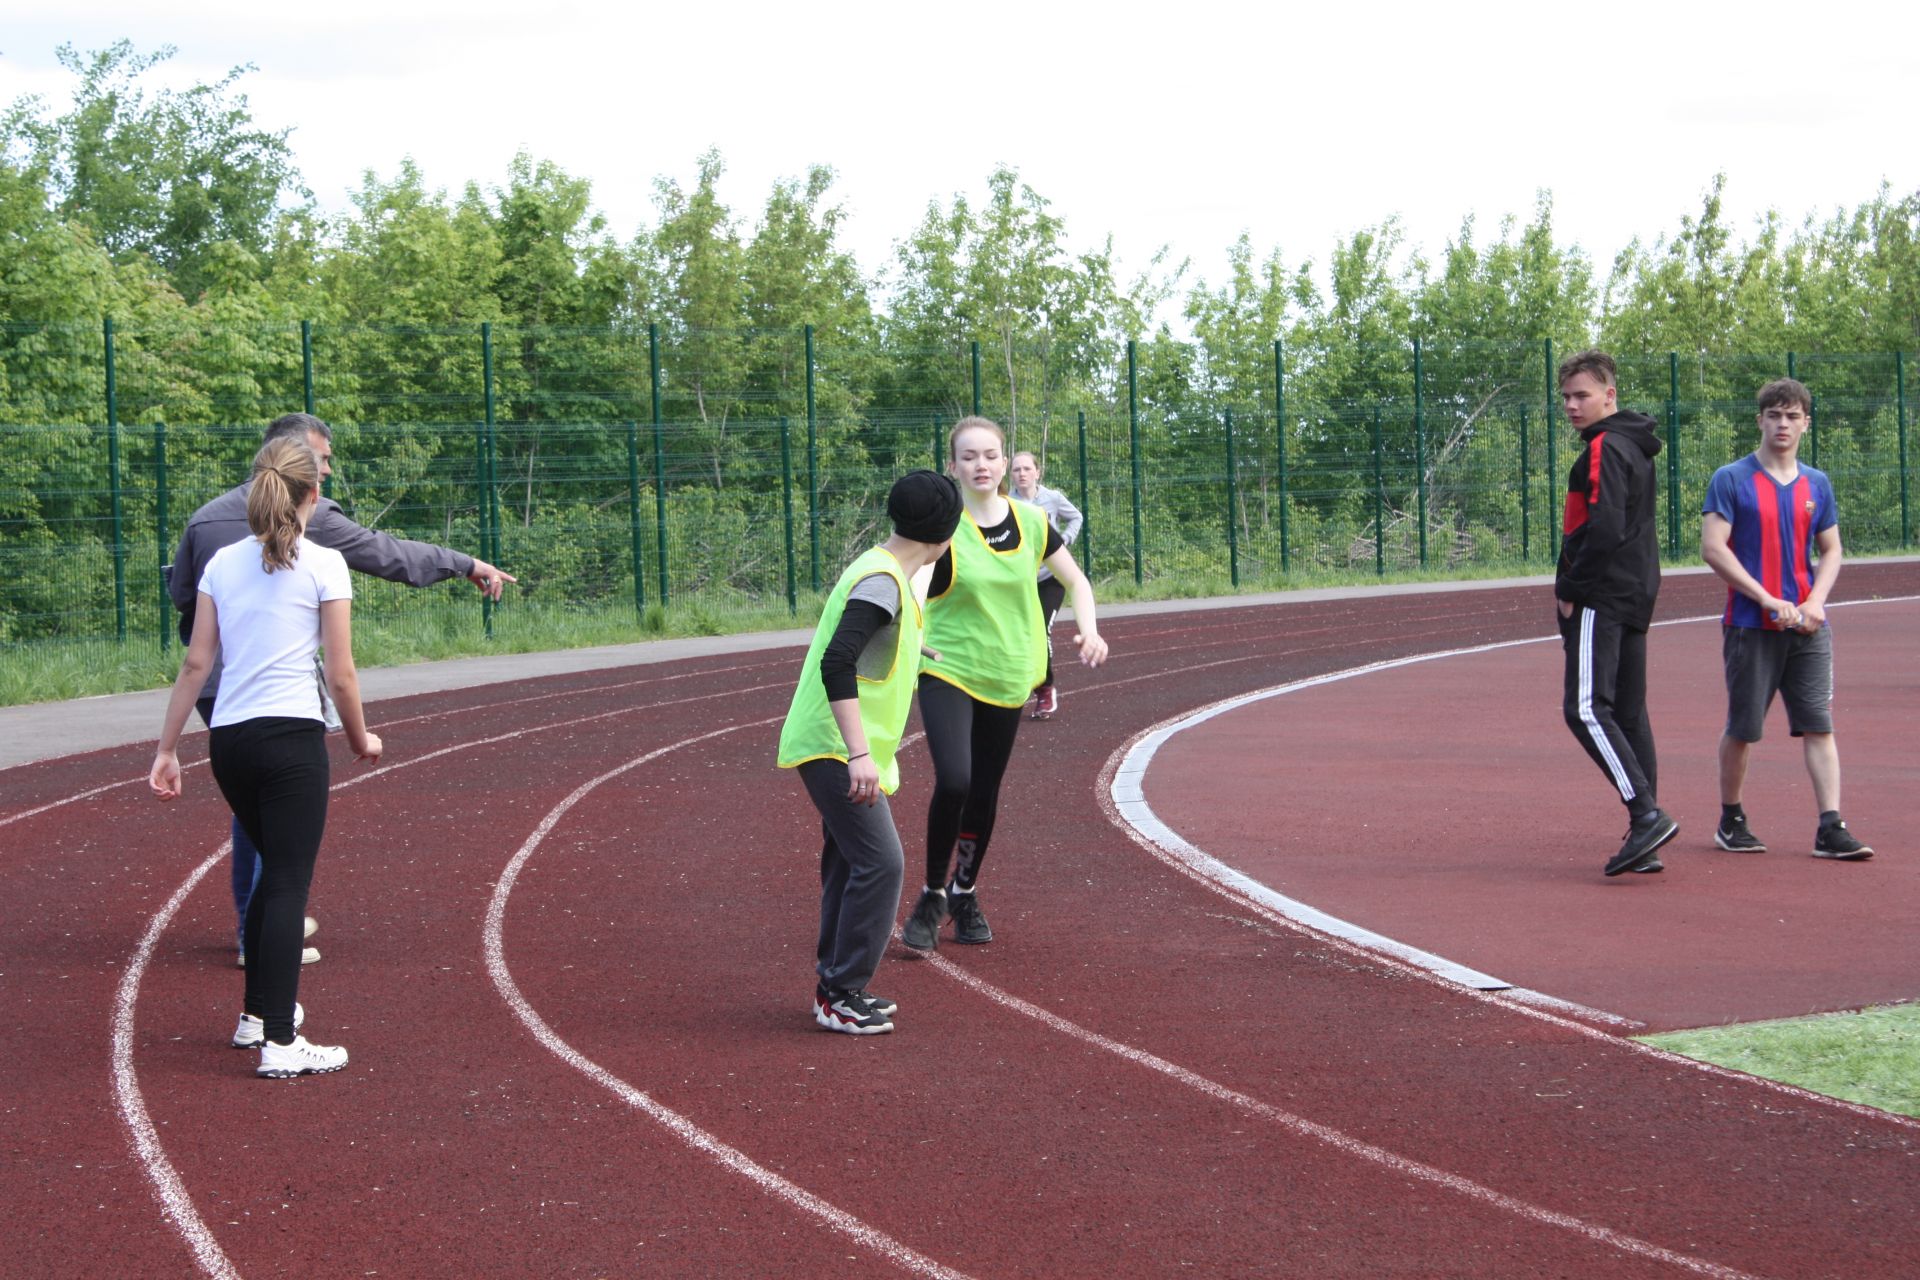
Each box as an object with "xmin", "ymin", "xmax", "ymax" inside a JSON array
[{"xmin": 10, "ymin": 41, "xmax": 304, "ymax": 302}]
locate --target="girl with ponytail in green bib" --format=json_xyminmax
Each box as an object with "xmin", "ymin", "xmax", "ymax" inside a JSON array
[
  {"xmin": 902, "ymin": 417, "xmax": 1108, "ymax": 951},
  {"xmin": 778, "ymin": 470, "xmax": 962, "ymax": 1034}
]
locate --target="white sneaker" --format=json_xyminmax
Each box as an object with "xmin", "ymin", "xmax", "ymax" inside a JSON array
[
  {"xmin": 304, "ymin": 916, "xmax": 319, "ymax": 939},
  {"xmin": 237, "ymin": 946, "xmax": 321, "ymax": 968},
  {"xmin": 230, "ymin": 1002, "xmax": 306, "ymax": 1049},
  {"xmin": 257, "ymin": 1034, "xmax": 348, "ymax": 1079}
]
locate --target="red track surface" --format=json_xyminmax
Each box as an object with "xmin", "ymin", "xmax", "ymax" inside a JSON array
[{"xmin": 3, "ymin": 564, "xmax": 1918, "ymax": 1278}]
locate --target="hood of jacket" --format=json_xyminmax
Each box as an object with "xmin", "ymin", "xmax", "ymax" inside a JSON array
[{"xmin": 1581, "ymin": 410, "xmax": 1662, "ymax": 458}]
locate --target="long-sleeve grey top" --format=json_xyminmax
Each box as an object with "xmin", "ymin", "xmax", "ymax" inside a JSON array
[
  {"xmin": 169, "ymin": 481, "xmax": 475, "ymax": 701},
  {"xmin": 1024, "ymin": 482, "xmax": 1083, "ymax": 583}
]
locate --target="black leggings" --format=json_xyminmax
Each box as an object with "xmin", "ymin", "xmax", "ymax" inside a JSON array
[
  {"xmin": 210, "ymin": 717, "xmax": 330, "ymax": 1044},
  {"xmin": 920, "ymin": 675, "xmax": 1024, "ymax": 892},
  {"xmin": 1036, "ymin": 576, "xmax": 1067, "ymax": 687}
]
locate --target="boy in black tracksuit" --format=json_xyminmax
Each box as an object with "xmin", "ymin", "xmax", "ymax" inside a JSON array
[{"xmin": 1553, "ymin": 350, "xmax": 1675, "ymax": 877}]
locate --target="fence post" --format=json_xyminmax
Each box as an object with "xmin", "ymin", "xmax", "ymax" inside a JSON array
[
  {"xmin": 1519, "ymin": 404, "xmax": 1530, "ymax": 562},
  {"xmin": 1371, "ymin": 404, "xmax": 1385, "ymax": 577},
  {"xmin": 971, "ymin": 340, "xmax": 982, "ymax": 417},
  {"xmin": 104, "ymin": 316, "xmax": 126, "ymax": 642},
  {"xmin": 301, "ymin": 319, "xmax": 315, "ymax": 415},
  {"xmin": 626, "ymin": 421, "xmax": 645, "ymax": 617},
  {"xmin": 1545, "ymin": 339, "xmax": 1558, "ymax": 563},
  {"xmin": 1075, "ymin": 410, "xmax": 1090, "ymax": 575},
  {"xmin": 155, "ymin": 422, "xmax": 170, "ymax": 652},
  {"xmin": 1667, "ymin": 352, "xmax": 1680, "ymax": 556},
  {"xmin": 1898, "ymin": 350, "xmax": 1911, "ymax": 547},
  {"xmin": 805, "ymin": 324, "xmax": 820, "ymax": 592},
  {"xmin": 481, "ymin": 322, "xmax": 496, "ymax": 638},
  {"xmin": 1127, "ymin": 340, "xmax": 1143, "ymax": 586},
  {"xmin": 1224, "ymin": 408, "xmax": 1240, "ymax": 587},
  {"xmin": 652, "ymin": 414, "xmax": 669, "ymax": 608},
  {"xmin": 1275, "ymin": 339, "xmax": 1289, "ymax": 573},
  {"xmin": 780, "ymin": 416, "xmax": 798, "ymax": 615},
  {"xmin": 1414, "ymin": 337, "xmax": 1427, "ymax": 567}
]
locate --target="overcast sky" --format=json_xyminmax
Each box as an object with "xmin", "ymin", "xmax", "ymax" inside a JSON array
[{"xmin": 4, "ymin": 1, "xmax": 1915, "ymax": 316}]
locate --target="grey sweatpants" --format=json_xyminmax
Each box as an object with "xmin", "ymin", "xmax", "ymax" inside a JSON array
[{"xmin": 799, "ymin": 759, "xmax": 906, "ymax": 994}]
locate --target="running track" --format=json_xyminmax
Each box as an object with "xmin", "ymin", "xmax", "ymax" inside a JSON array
[{"xmin": 2, "ymin": 564, "xmax": 1917, "ymax": 1278}]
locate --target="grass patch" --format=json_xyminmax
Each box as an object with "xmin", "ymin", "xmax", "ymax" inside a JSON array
[{"xmin": 1639, "ymin": 1003, "xmax": 1920, "ymax": 1118}]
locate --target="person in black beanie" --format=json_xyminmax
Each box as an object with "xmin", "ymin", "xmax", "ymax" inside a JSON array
[{"xmin": 776, "ymin": 470, "xmax": 961, "ymax": 1034}]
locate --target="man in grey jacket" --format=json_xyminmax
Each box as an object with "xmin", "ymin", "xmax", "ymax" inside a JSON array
[
  {"xmin": 170, "ymin": 413, "xmax": 514, "ymax": 963},
  {"xmin": 1010, "ymin": 451, "xmax": 1083, "ymax": 719}
]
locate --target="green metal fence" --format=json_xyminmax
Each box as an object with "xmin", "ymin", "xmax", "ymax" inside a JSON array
[{"xmin": 2, "ymin": 320, "xmax": 1912, "ymax": 655}]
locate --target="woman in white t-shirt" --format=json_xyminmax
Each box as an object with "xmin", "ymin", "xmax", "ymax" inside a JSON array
[{"xmin": 151, "ymin": 437, "xmax": 382, "ymax": 1079}]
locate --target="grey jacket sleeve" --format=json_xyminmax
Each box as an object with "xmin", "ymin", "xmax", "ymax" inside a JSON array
[
  {"xmin": 1040, "ymin": 485, "xmax": 1083, "ymax": 546},
  {"xmin": 306, "ymin": 499, "xmax": 474, "ymax": 587}
]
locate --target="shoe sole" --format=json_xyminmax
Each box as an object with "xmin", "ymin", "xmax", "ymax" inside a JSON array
[
  {"xmin": 1812, "ymin": 847, "xmax": 1873, "ymax": 860},
  {"xmin": 813, "ymin": 1003, "xmax": 893, "ymax": 1035},
  {"xmin": 1605, "ymin": 819, "xmax": 1679, "ymax": 876},
  {"xmin": 900, "ymin": 924, "xmax": 938, "ymax": 951},
  {"xmin": 257, "ymin": 1061, "xmax": 347, "ymax": 1079},
  {"xmin": 1713, "ymin": 832, "xmax": 1767, "ymax": 853}
]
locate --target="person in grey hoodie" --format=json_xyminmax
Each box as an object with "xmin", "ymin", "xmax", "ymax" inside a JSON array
[
  {"xmin": 1552, "ymin": 351, "xmax": 1675, "ymax": 878},
  {"xmin": 1009, "ymin": 451, "xmax": 1083, "ymax": 720},
  {"xmin": 170, "ymin": 413, "xmax": 514, "ymax": 961}
]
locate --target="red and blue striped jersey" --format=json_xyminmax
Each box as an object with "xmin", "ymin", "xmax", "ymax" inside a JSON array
[{"xmin": 1702, "ymin": 455, "xmax": 1837, "ymax": 630}]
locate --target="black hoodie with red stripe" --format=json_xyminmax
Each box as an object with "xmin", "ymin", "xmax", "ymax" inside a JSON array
[{"xmin": 1554, "ymin": 410, "xmax": 1663, "ymax": 630}]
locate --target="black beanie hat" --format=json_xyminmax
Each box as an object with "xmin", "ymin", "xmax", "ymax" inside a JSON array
[{"xmin": 888, "ymin": 469, "xmax": 963, "ymax": 544}]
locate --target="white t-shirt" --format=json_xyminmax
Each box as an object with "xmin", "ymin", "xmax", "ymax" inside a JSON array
[{"xmin": 198, "ymin": 536, "xmax": 353, "ymax": 728}]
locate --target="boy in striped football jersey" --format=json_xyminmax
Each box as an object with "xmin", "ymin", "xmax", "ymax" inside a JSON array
[{"xmin": 1701, "ymin": 378, "xmax": 1872, "ymax": 861}]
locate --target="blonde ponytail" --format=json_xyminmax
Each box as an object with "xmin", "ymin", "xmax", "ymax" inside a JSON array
[{"xmin": 247, "ymin": 437, "xmax": 320, "ymax": 572}]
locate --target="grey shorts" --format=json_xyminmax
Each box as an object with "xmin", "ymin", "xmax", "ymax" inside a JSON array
[{"xmin": 1722, "ymin": 624, "xmax": 1834, "ymax": 742}]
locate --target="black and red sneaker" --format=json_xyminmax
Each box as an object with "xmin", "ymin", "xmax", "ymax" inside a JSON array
[{"xmin": 814, "ymin": 986, "xmax": 893, "ymax": 1035}]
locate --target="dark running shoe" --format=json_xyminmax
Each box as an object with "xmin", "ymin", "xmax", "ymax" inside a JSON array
[
  {"xmin": 1631, "ymin": 856, "xmax": 1664, "ymax": 874},
  {"xmin": 815, "ymin": 987, "xmax": 893, "ymax": 1035},
  {"xmin": 901, "ymin": 887, "xmax": 948, "ymax": 951},
  {"xmin": 947, "ymin": 888, "xmax": 992, "ymax": 944},
  {"xmin": 1812, "ymin": 821, "xmax": 1873, "ymax": 861},
  {"xmin": 1714, "ymin": 816, "xmax": 1767, "ymax": 853},
  {"xmin": 1030, "ymin": 684, "xmax": 1057, "ymax": 719},
  {"xmin": 855, "ymin": 989, "xmax": 898, "ymax": 1017},
  {"xmin": 816, "ymin": 983, "xmax": 897, "ymax": 1018},
  {"xmin": 1606, "ymin": 809, "xmax": 1678, "ymax": 877}
]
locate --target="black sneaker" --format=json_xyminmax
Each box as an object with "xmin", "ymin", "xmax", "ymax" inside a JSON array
[
  {"xmin": 947, "ymin": 887, "xmax": 992, "ymax": 944},
  {"xmin": 817, "ymin": 983, "xmax": 897, "ymax": 1018},
  {"xmin": 1606, "ymin": 810, "xmax": 1678, "ymax": 876},
  {"xmin": 1812, "ymin": 822, "xmax": 1873, "ymax": 861},
  {"xmin": 814, "ymin": 987, "xmax": 893, "ymax": 1035},
  {"xmin": 1714, "ymin": 816, "xmax": 1767, "ymax": 853},
  {"xmin": 901, "ymin": 887, "xmax": 948, "ymax": 950}
]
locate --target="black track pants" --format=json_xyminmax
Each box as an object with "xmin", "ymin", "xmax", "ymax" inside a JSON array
[
  {"xmin": 1559, "ymin": 605, "xmax": 1658, "ymax": 818},
  {"xmin": 919, "ymin": 675, "xmax": 1024, "ymax": 892},
  {"xmin": 210, "ymin": 717, "xmax": 330, "ymax": 1044}
]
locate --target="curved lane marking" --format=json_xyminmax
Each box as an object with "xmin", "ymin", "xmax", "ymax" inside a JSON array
[
  {"xmin": 1105, "ymin": 598, "xmax": 1920, "ymax": 1133},
  {"xmin": 110, "ymin": 681, "xmax": 793, "ymax": 1279},
  {"xmin": 109, "ymin": 840, "xmax": 243, "ymax": 1280},
  {"xmin": 483, "ymin": 719, "xmax": 971, "ymax": 1280},
  {"xmin": 926, "ymin": 952, "xmax": 1762, "ymax": 1280}
]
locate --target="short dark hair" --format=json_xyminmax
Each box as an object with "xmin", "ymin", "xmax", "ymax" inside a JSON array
[
  {"xmin": 1756, "ymin": 378, "xmax": 1812, "ymax": 416},
  {"xmin": 264, "ymin": 412, "xmax": 332, "ymax": 445},
  {"xmin": 1557, "ymin": 349, "xmax": 1616, "ymax": 389}
]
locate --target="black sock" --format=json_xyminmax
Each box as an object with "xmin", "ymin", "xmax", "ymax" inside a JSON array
[
  {"xmin": 1818, "ymin": 810, "xmax": 1841, "ymax": 829},
  {"xmin": 1721, "ymin": 804, "xmax": 1745, "ymax": 826}
]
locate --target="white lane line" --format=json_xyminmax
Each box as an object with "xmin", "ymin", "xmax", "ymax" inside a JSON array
[
  {"xmin": 1104, "ymin": 599, "xmax": 1920, "ymax": 1131},
  {"xmin": 483, "ymin": 720, "xmax": 971, "ymax": 1280},
  {"xmin": 1, "ymin": 661, "xmax": 791, "ymax": 829},
  {"xmin": 925, "ymin": 953, "xmax": 1762, "ymax": 1280},
  {"xmin": 109, "ymin": 681, "xmax": 788, "ymax": 1279},
  {"xmin": 110, "ymin": 840, "xmax": 243, "ymax": 1280}
]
